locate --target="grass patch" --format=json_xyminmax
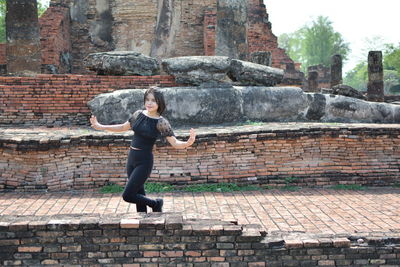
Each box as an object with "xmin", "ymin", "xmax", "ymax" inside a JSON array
[
  {"xmin": 99, "ymin": 182, "xmax": 264, "ymax": 194},
  {"xmin": 280, "ymin": 177, "xmax": 300, "ymax": 191},
  {"xmin": 182, "ymin": 183, "xmax": 261, "ymax": 192},
  {"xmin": 145, "ymin": 183, "xmax": 175, "ymax": 193},
  {"xmin": 330, "ymin": 184, "xmax": 366, "ymax": 190},
  {"xmin": 100, "ymin": 184, "xmax": 124, "ymax": 194},
  {"xmin": 281, "ymin": 185, "xmax": 300, "ymax": 191}
]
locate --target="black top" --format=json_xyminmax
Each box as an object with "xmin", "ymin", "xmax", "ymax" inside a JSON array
[{"xmin": 129, "ymin": 110, "xmax": 175, "ymax": 150}]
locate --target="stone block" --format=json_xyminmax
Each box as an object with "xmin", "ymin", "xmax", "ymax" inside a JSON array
[
  {"xmin": 228, "ymin": 59, "xmax": 284, "ymax": 86},
  {"xmin": 84, "ymin": 52, "xmax": 160, "ymax": 76},
  {"xmin": 162, "ymin": 56, "xmax": 231, "ymax": 86}
]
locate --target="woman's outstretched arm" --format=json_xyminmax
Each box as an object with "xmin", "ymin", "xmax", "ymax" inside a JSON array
[
  {"xmin": 90, "ymin": 115, "xmax": 131, "ymax": 132},
  {"xmin": 166, "ymin": 128, "xmax": 196, "ymax": 149}
]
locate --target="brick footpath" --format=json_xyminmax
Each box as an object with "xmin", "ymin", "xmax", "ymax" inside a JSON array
[{"xmin": 1, "ymin": 188, "xmax": 399, "ymax": 236}]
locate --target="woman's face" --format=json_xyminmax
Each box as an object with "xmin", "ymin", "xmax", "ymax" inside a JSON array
[{"xmin": 145, "ymin": 93, "xmax": 159, "ymax": 114}]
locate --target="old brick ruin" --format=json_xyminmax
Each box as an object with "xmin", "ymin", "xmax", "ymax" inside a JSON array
[
  {"xmin": 0, "ymin": 0, "xmax": 304, "ymax": 85},
  {"xmin": 1, "ymin": 213, "xmax": 400, "ymax": 266}
]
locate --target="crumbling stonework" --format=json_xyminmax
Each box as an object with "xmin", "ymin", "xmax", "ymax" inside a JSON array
[
  {"xmin": 46, "ymin": 0, "xmax": 302, "ymax": 84},
  {"xmin": 307, "ymin": 64, "xmax": 331, "ymax": 89},
  {"xmin": 40, "ymin": 6, "xmax": 72, "ymax": 74}
]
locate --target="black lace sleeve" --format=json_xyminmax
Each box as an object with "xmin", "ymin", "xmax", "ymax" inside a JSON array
[
  {"xmin": 128, "ymin": 110, "xmax": 142, "ymax": 127},
  {"xmin": 157, "ymin": 118, "xmax": 175, "ymax": 137}
]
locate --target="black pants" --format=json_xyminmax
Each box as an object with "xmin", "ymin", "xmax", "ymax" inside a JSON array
[{"xmin": 122, "ymin": 149, "xmax": 157, "ymax": 213}]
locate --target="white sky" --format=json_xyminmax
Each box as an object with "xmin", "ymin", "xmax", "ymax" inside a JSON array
[
  {"xmin": 40, "ymin": 0, "xmax": 399, "ymax": 74},
  {"xmin": 265, "ymin": 0, "xmax": 400, "ymax": 73}
]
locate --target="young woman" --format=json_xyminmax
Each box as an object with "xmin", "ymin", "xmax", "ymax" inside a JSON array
[{"xmin": 90, "ymin": 87, "xmax": 196, "ymax": 213}]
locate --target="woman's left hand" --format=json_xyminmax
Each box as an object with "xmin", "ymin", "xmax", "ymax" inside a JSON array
[{"xmin": 187, "ymin": 128, "xmax": 196, "ymax": 147}]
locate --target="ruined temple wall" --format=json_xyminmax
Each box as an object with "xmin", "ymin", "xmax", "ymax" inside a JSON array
[
  {"xmin": 50, "ymin": 0, "xmax": 115, "ymax": 73},
  {"xmin": 246, "ymin": 0, "xmax": 296, "ymax": 69},
  {"xmin": 111, "ymin": 0, "xmax": 158, "ymax": 55},
  {"xmin": 2, "ymin": 125, "xmax": 400, "ymax": 191},
  {"xmin": 172, "ymin": 0, "xmax": 217, "ymax": 58},
  {"xmin": 47, "ymin": 0, "xmax": 293, "ymax": 73},
  {"xmin": 0, "ymin": 75, "xmax": 177, "ymax": 126},
  {"xmin": 50, "ymin": 0, "xmax": 217, "ymax": 72},
  {"xmin": 39, "ymin": 6, "xmax": 72, "ymax": 73}
]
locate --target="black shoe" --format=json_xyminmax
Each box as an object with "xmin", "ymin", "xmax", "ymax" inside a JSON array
[{"xmin": 152, "ymin": 198, "xmax": 163, "ymax": 212}]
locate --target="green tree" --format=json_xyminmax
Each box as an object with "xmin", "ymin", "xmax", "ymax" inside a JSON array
[
  {"xmin": 344, "ymin": 62, "xmax": 368, "ymax": 91},
  {"xmin": 384, "ymin": 43, "xmax": 400, "ymax": 75},
  {"xmin": 278, "ymin": 16, "xmax": 350, "ymax": 72},
  {"xmin": 278, "ymin": 30, "xmax": 305, "ymax": 64},
  {"xmin": 0, "ymin": 0, "xmax": 48, "ymax": 43}
]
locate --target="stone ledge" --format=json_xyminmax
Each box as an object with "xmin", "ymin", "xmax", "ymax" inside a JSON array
[
  {"xmin": 1, "ymin": 213, "xmax": 400, "ymax": 266},
  {"xmin": 1, "ymin": 213, "xmax": 399, "ymax": 248},
  {"xmin": 1, "ymin": 122, "xmax": 400, "ymax": 151}
]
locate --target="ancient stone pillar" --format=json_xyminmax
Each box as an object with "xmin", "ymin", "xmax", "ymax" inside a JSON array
[
  {"xmin": 250, "ymin": 51, "xmax": 272, "ymax": 66},
  {"xmin": 330, "ymin": 54, "xmax": 342, "ymax": 87},
  {"xmin": 6, "ymin": 0, "xmax": 42, "ymax": 75},
  {"xmin": 308, "ymin": 71, "xmax": 319, "ymax": 92},
  {"xmin": 216, "ymin": 0, "xmax": 248, "ymax": 60},
  {"xmin": 367, "ymin": 51, "xmax": 384, "ymax": 102}
]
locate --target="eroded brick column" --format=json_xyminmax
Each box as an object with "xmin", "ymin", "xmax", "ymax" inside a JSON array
[
  {"xmin": 308, "ymin": 71, "xmax": 319, "ymax": 92},
  {"xmin": 6, "ymin": 0, "xmax": 42, "ymax": 74},
  {"xmin": 367, "ymin": 51, "xmax": 384, "ymax": 102},
  {"xmin": 331, "ymin": 54, "xmax": 342, "ymax": 87}
]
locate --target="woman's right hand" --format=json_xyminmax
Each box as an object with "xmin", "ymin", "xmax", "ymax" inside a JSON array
[{"xmin": 90, "ymin": 115, "xmax": 103, "ymax": 130}]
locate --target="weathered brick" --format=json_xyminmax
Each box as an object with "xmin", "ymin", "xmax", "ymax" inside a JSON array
[
  {"xmin": 318, "ymin": 260, "xmax": 335, "ymax": 266},
  {"xmin": 0, "ymin": 239, "xmax": 20, "ymax": 246},
  {"xmin": 13, "ymin": 253, "xmax": 32, "ymax": 260},
  {"xmin": 139, "ymin": 244, "xmax": 164, "ymax": 250},
  {"xmin": 160, "ymin": 251, "xmax": 184, "ymax": 257},
  {"xmin": 248, "ymin": 262, "xmax": 266, "ymax": 267},
  {"xmin": 332, "ymin": 238, "xmax": 350, "ymax": 248},
  {"xmin": 88, "ymin": 252, "xmax": 106, "ymax": 258},
  {"xmin": 18, "ymin": 246, "xmax": 43, "ymax": 253},
  {"xmin": 41, "ymin": 259, "xmax": 59, "ymax": 265},
  {"xmin": 185, "ymin": 251, "xmax": 202, "ymax": 257}
]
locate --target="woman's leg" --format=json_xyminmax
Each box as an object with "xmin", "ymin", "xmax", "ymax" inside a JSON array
[
  {"xmin": 126, "ymin": 153, "xmax": 147, "ymax": 212},
  {"xmin": 123, "ymin": 150, "xmax": 156, "ymax": 209},
  {"xmin": 136, "ymin": 185, "xmax": 147, "ymax": 212}
]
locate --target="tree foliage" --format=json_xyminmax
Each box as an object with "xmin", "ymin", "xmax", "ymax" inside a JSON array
[
  {"xmin": 384, "ymin": 43, "xmax": 400, "ymax": 76},
  {"xmin": 0, "ymin": 0, "xmax": 48, "ymax": 43},
  {"xmin": 278, "ymin": 16, "xmax": 350, "ymax": 72},
  {"xmin": 343, "ymin": 62, "xmax": 368, "ymax": 91}
]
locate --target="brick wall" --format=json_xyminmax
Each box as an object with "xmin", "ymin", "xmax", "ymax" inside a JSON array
[
  {"xmin": 39, "ymin": 6, "xmax": 72, "ymax": 74},
  {"xmin": 112, "ymin": 0, "xmax": 157, "ymax": 55},
  {"xmin": 203, "ymin": 9, "xmax": 217, "ymax": 56},
  {"xmin": 1, "ymin": 124, "xmax": 399, "ymax": 191},
  {"xmin": 0, "ymin": 44, "xmax": 5, "ymax": 65},
  {"xmin": 0, "ymin": 44, "xmax": 5, "ymax": 75},
  {"xmin": 172, "ymin": 0, "xmax": 217, "ymax": 58},
  {"xmin": 0, "ymin": 74, "xmax": 177, "ymax": 126},
  {"xmin": 0, "ymin": 213, "xmax": 399, "ymax": 266},
  {"xmin": 246, "ymin": 0, "xmax": 294, "ymax": 69}
]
